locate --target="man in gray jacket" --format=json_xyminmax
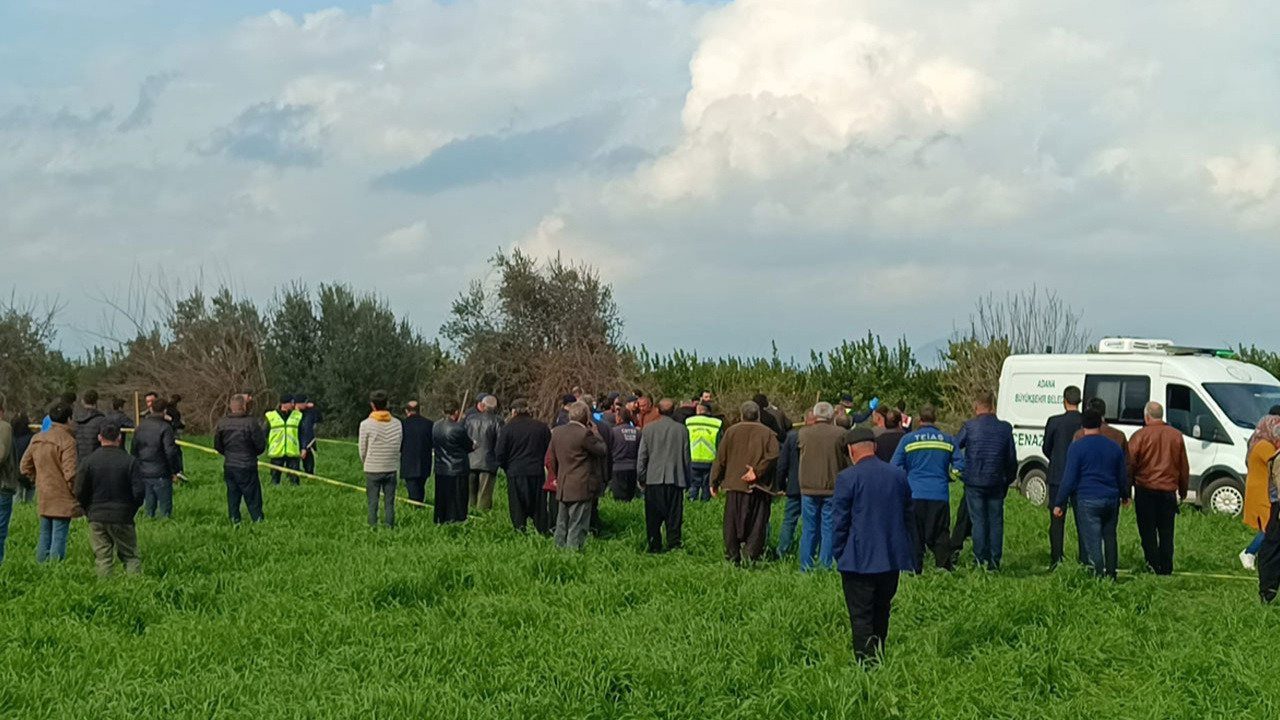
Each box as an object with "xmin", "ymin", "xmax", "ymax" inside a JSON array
[
  {"xmin": 637, "ymin": 399, "xmax": 691, "ymax": 553},
  {"xmin": 465, "ymin": 395, "xmax": 502, "ymax": 511}
]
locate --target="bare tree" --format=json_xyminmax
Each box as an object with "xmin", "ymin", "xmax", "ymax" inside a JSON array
[{"xmin": 969, "ymin": 286, "xmax": 1090, "ymax": 355}]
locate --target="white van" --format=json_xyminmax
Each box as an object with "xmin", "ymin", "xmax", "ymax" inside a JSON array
[{"xmin": 996, "ymin": 338, "xmax": 1280, "ymax": 516}]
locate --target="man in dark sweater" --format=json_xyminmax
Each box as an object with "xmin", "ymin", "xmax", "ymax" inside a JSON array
[
  {"xmin": 496, "ymin": 399, "xmax": 552, "ymax": 533},
  {"xmin": 214, "ymin": 394, "xmax": 268, "ymax": 524},
  {"xmin": 872, "ymin": 406, "xmax": 905, "ymax": 462},
  {"xmin": 104, "ymin": 397, "xmax": 135, "ymax": 451},
  {"xmin": 400, "ymin": 401, "xmax": 434, "ymax": 506},
  {"xmin": 72, "ymin": 389, "xmax": 107, "ymax": 462},
  {"xmin": 1041, "ymin": 385, "xmax": 1084, "ymax": 568},
  {"xmin": 1054, "ymin": 409, "xmax": 1129, "ymax": 578},
  {"xmin": 132, "ymin": 397, "xmax": 181, "ymax": 518},
  {"xmin": 774, "ymin": 410, "xmax": 814, "ymax": 558},
  {"xmin": 76, "ymin": 425, "xmax": 145, "ymax": 576}
]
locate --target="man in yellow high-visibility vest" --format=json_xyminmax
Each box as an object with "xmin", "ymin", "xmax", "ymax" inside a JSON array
[
  {"xmin": 685, "ymin": 403, "xmax": 723, "ymax": 502},
  {"xmin": 264, "ymin": 395, "xmax": 303, "ymax": 485}
]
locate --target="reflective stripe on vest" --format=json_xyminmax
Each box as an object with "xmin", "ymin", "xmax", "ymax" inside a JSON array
[
  {"xmin": 686, "ymin": 415, "xmax": 722, "ymax": 464},
  {"xmin": 266, "ymin": 410, "xmax": 302, "ymax": 458}
]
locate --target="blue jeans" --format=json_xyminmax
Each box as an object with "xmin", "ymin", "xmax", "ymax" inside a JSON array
[
  {"xmin": 966, "ymin": 485, "xmax": 1007, "ymax": 569},
  {"xmin": 799, "ymin": 496, "xmax": 834, "ymax": 572},
  {"xmin": 0, "ymin": 494, "xmax": 12, "ymax": 565},
  {"xmin": 776, "ymin": 495, "xmax": 802, "ymax": 557},
  {"xmin": 37, "ymin": 517, "xmax": 71, "ymax": 563},
  {"xmin": 1076, "ymin": 496, "xmax": 1120, "ymax": 578},
  {"xmin": 1248, "ymin": 531, "xmax": 1266, "ymax": 555},
  {"xmin": 688, "ymin": 465, "xmax": 711, "ymax": 502},
  {"xmin": 144, "ymin": 477, "xmax": 173, "ymax": 518}
]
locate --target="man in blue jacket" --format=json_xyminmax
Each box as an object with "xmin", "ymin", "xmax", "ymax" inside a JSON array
[
  {"xmin": 1054, "ymin": 408, "xmax": 1129, "ymax": 578},
  {"xmin": 832, "ymin": 428, "xmax": 915, "ymax": 663},
  {"xmin": 891, "ymin": 404, "xmax": 963, "ymax": 572},
  {"xmin": 956, "ymin": 391, "xmax": 1017, "ymax": 570}
]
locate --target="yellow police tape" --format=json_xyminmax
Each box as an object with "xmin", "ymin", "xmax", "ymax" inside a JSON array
[
  {"xmin": 174, "ymin": 439, "xmax": 436, "ymax": 510},
  {"xmin": 316, "ymin": 438, "xmax": 358, "ymax": 447}
]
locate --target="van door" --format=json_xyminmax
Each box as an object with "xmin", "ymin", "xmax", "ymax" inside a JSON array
[
  {"xmin": 1164, "ymin": 383, "xmax": 1234, "ymax": 506},
  {"xmin": 1083, "ymin": 373, "xmax": 1151, "ymax": 433}
]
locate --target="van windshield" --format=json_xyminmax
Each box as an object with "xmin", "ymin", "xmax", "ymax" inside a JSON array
[{"xmin": 1203, "ymin": 383, "xmax": 1280, "ymax": 429}]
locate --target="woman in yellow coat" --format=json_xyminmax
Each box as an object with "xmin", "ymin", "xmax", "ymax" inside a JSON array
[{"xmin": 1242, "ymin": 410, "xmax": 1280, "ymax": 569}]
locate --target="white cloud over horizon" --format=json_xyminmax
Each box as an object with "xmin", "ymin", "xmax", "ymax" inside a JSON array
[{"xmin": 2, "ymin": 0, "xmax": 1278, "ymax": 360}]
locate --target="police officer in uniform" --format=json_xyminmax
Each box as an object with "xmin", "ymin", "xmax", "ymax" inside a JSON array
[
  {"xmin": 685, "ymin": 403, "xmax": 722, "ymax": 502},
  {"xmin": 265, "ymin": 395, "xmax": 302, "ymax": 485}
]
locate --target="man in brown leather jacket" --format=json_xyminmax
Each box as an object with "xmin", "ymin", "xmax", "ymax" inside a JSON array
[{"xmin": 1127, "ymin": 401, "xmax": 1189, "ymax": 575}]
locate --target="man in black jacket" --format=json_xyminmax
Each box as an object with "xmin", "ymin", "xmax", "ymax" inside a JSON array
[
  {"xmin": 72, "ymin": 389, "xmax": 107, "ymax": 462},
  {"xmin": 214, "ymin": 394, "xmax": 268, "ymax": 524},
  {"xmin": 496, "ymin": 399, "xmax": 552, "ymax": 534},
  {"xmin": 400, "ymin": 401, "xmax": 434, "ymax": 506},
  {"xmin": 1042, "ymin": 385, "xmax": 1084, "ymax": 568},
  {"xmin": 131, "ymin": 397, "xmax": 181, "ymax": 518},
  {"xmin": 104, "ymin": 397, "xmax": 135, "ymax": 451},
  {"xmin": 432, "ymin": 402, "xmax": 473, "ymax": 525},
  {"xmin": 76, "ymin": 424, "xmax": 144, "ymax": 576}
]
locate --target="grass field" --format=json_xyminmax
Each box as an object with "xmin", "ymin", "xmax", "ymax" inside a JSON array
[{"xmin": 0, "ymin": 437, "xmax": 1274, "ymax": 719}]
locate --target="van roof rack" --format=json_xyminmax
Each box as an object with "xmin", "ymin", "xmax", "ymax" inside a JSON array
[{"xmin": 1096, "ymin": 338, "xmax": 1235, "ymax": 358}]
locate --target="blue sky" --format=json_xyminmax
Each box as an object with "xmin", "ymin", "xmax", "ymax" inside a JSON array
[{"xmin": 2, "ymin": 0, "xmax": 1279, "ymax": 359}]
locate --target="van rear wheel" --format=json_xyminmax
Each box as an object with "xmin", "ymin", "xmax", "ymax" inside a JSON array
[
  {"xmin": 1201, "ymin": 476, "xmax": 1245, "ymax": 517},
  {"xmin": 1021, "ymin": 468, "xmax": 1049, "ymax": 508}
]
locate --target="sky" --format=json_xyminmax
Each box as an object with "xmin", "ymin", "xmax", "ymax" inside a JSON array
[{"xmin": 2, "ymin": 0, "xmax": 1278, "ymax": 361}]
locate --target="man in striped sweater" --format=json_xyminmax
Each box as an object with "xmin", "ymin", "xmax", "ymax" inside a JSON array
[{"xmin": 359, "ymin": 390, "xmax": 403, "ymax": 529}]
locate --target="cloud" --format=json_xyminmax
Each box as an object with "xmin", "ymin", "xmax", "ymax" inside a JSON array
[
  {"xmin": 117, "ymin": 73, "xmax": 178, "ymax": 132},
  {"xmin": 378, "ymin": 220, "xmax": 430, "ymax": 257},
  {"xmin": 6, "ymin": 0, "xmax": 1280, "ymax": 360},
  {"xmin": 372, "ymin": 113, "xmax": 616, "ymax": 194},
  {"xmin": 197, "ymin": 101, "xmax": 325, "ymax": 167}
]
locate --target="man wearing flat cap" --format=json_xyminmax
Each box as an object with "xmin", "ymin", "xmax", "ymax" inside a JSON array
[{"xmin": 832, "ymin": 427, "xmax": 916, "ymax": 663}]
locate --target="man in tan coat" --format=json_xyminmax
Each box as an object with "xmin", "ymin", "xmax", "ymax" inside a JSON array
[
  {"xmin": 548, "ymin": 402, "xmax": 607, "ymax": 551},
  {"xmin": 798, "ymin": 401, "xmax": 851, "ymax": 571},
  {"xmin": 711, "ymin": 401, "xmax": 779, "ymax": 564},
  {"xmin": 20, "ymin": 403, "xmax": 80, "ymax": 563}
]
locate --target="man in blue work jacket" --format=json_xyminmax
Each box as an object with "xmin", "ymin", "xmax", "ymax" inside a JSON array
[{"xmin": 891, "ymin": 404, "xmax": 964, "ymax": 572}]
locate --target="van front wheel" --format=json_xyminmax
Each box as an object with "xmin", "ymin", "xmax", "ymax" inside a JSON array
[
  {"xmin": 1201, "ymin": 476, "xmax": 1245, "ymax": 517},
  {"xmin": 1021, "ymin": 468, "xmax": 1049, "ymax": 508}
]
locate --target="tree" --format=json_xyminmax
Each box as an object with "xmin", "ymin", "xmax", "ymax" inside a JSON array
[
  {"xmin": 440, "ymin": 250, "xmax": 629, "ymax": 419},
  {"xmin": 0, "ymin": 295, "xmax": 72, "ymax": 413},
  {"xmin": 312, "ymin": 283, "xmax": 447, "ymax": 433},
  {"xmin": 264, "ymin": 283, "xmax": 323, "ymax": 401},
  {"xmin": 969, "ymin": 286, "xmax": 1090, "ymax": 355}
]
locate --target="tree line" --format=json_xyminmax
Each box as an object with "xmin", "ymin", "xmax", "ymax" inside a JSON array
[{"xmin": 5, "ymin": 258, "xmax": 1273, "ymax": 435}]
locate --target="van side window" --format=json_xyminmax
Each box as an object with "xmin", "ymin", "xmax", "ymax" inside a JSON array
[
  {"xmin": 1083, "ymin": 375, "xmax": 1150, "ymax": 426},
  {"xmin": 1166, "ymin": 384, "xmax": 1232, "ymax": 444}
]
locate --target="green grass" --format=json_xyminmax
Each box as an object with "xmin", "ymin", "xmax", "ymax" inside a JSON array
[{"xmin": 0, "ymin": 438, "xmax": 1275, "ymax": 718}]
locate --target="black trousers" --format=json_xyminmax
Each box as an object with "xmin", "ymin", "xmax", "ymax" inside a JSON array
[
  {"xmin": 841, "ymin": 571, "xmax": 900, "ymax": 661},
  {"xmin": 1048, "ymin": 485, "xmax": 1086, "ymax": 567},
  {"xmin": 644, "ymin": 484, "xmax": 684, "ymax": 552},
  {"xmin": 508, "ymin": 474, "xmax": 547, "ymax": 533},
  {"xmin": 433, "ymin": 474, "xmax": 468, "ymax": 524},
  {"xmin": 914, "ymin": 499, "xmax": 952, "ymax": 572},
  {"xmin": 542, "ymin": 490, "xmax": 558, "ymax": 536},
  {"xmin": 611, "ymin": 470, "xmax": 639, "ymax": 502},
  {"xmin": 404, "ymin": 476, "xmax": 427, "ymax": 505},
  {"xmin": 589, "ymin": 498, "xmax": 603, "ymax": 536},
  {"xmin": 224, "ymin": 466, "xmax": 263, "ymax": 523},
  {"xmin": 269, "ymin": 456, "xmax": 300, "ymax": 485},
  {"xmin": 950, "ymin": 489, "xmax": 971, "ymax": 559},
  {"xmin": 302, "ymin": 445, "xmax": 316, "ymax": 475},
  {"xmin": 1259, "ymin": 504, "xmax": 1280, "ymax": 602},
  {"xmin": 1134, "ymin": 487, "xmax": 1178, "ymax": 575}
]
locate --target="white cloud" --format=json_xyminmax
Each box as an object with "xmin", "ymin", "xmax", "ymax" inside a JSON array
[{"xmin": 3, "ymin": 0, "xmax": 1280, "ymax": 358}]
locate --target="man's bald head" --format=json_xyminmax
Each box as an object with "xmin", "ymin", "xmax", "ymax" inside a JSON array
[
  {"xmin": 658, "ymin": 398, "xmax": 675, "ymax": 416},
  {"xmin": 229, "ymin": 394, "xmax": 247, "ymax": 413}
]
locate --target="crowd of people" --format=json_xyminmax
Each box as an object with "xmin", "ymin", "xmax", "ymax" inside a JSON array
[{"xmin": 3, "ymin": 381, "xmax": 1279, "ymax": 663}]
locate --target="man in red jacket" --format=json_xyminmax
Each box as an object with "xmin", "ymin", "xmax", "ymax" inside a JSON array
[{"xmin": 1127, "ymin": 401, "xmax": 1189, "ymax": 575}]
